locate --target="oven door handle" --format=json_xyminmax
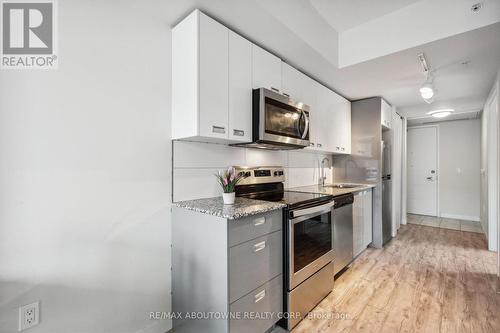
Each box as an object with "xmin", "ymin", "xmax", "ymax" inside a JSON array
[{"xmin": 291, "ymin": 201, "xmax": 335, "ymax": 219}]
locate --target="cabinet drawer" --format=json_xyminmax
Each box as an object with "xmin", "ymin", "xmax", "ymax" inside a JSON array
[
  {"xmin": 229, "ymin": 231, "xmax": 282, "ymax": 303},
  {"xmin": 229, "ymin": 275, "xmax": 282, "ymax": 333},
  {"xmin": 228, "ymin": 210, "xmax": 282, "ymax": 247}
]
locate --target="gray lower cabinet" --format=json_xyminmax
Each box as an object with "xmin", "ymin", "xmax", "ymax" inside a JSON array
[
  {"xmin": 172, "ymin": 207, "xmax": 283, "ymax": 333},
  {"xmin": 353, "ymin": 189, "xmax": 373, "ymax": 257},
  {"xmin": 230, "ymin": 230, "xmax": 282, "ymax": 303},
  {"xmin": 229, "ymin": 275, "xmax": 282, "ymax": 333}
]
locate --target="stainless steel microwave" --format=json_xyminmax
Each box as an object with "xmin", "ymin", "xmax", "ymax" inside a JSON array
[{"xmin": 232, "ymin": 88, "xmax": 310, "ymax": 150}]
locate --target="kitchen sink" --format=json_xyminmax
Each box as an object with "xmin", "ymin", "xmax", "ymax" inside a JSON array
[{"xmin": 324, "ymin": 184, "xmax": 360, "ymax": 189}]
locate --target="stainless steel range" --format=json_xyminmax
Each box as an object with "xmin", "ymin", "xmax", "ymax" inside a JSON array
[{"xmin": 235, "ymin": 166, "xmax": 335, "ymax": 330}]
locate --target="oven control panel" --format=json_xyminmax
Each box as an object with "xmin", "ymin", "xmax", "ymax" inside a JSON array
[{"xmin": 234, "ymin": 166, "xmax": 285, "ymax": 185}]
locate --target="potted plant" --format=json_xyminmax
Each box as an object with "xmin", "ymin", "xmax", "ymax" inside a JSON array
[{"xmin": 215, "ymin": 167, "xmax": 243, "ymax": 205}]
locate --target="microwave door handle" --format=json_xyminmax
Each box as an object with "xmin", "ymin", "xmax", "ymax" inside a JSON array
[{"xmin": 301, "ymin": 109, "xmax": 309, "ymax": 139}]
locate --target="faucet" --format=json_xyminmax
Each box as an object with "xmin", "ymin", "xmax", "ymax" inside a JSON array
[{"xmin": 319, "ymin": 157, "xmax": 331, "ymax": 186}]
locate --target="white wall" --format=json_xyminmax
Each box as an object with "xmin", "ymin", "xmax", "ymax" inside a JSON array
[
  {"xmin": 438, "ymin": 120, "xmax": 481, "ymax": 221},
  {"xmin": 0, "ymin": 1, "xmax": 172, "ymax": 332},
  {"xmin": 173, "ymin": 141, "xmax": 333, "ymax": 201}
]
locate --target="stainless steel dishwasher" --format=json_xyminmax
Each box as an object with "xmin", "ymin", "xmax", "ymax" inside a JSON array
[{"xmin": 333, "ymin": 193, "xmax": 354, "ymax": 276}]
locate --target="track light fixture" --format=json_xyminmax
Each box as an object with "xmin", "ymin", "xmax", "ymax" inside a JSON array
[{"xmin": 417, "ymin": 53, "xmax": 435, "ymax": 104}]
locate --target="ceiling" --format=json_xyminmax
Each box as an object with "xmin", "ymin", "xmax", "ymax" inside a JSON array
[
  {"xmin": 337, "ymin": 22, "xmax": 500, "ymax": 116},
  {"xmin": 309, "ymin": 0, "xmax": 420, "ymax": 32},
  {"xmin": 166, "ymin": 0, "xmax": 500, "ymax": 119}
]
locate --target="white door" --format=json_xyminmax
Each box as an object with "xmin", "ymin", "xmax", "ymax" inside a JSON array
[{"xmin": 407, "ymin": 126, "xmax": 438, "ymax": 216}]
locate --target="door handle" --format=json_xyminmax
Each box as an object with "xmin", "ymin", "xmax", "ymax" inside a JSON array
[
  {"xmin": 426, "ymin": 177, "xmax": 433, "ymax": 180},
  {"xmin": 233, "ymin": 129, "xmax": 244, "ymax": 136},
  {"xmin": 253, "ymin": 216, "xmax": 266, "ymax": 226},
  {"xmin": 212, "ymin": 126, "xmax": 225, "ymax": 134},
  {"xmin": 254, "ymin": 289, "xmax": 266, "ymax": 303},
  {"xmin": 253, "ymin": 241, "xmax": 266, "ymax": 252}
]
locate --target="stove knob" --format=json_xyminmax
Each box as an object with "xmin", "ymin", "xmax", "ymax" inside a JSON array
[
  {"xmin": 274, "ymin": 171, "xmax": 279, "ymax": 176},
  {"xmin": 245, "ymin": 171, "xmax": 251, "ymax": 177}
]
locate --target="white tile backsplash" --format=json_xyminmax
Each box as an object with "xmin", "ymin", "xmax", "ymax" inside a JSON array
[
  {"xmin": 172, "ymin": 141, "xmax": 333, "ymax": 201},
  {"xmin": 173, "ymin": 168, "xmax": 222, "ymax": 202},
  {"xmin": 288, "ymin": 150, "xmax": 331, "ymax": 168},
  {"xmin": 244, "ymin": 148, "xmax": 288, "ymax": 167},
  {"xmin": 173, "ymin": 141, "xmax": 245, "ymax": 168}
]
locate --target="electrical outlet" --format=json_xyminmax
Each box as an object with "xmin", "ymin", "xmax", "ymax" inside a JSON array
[{"xmin": 18, "ymin": 301, "xmax": 39, "ymax": 331}]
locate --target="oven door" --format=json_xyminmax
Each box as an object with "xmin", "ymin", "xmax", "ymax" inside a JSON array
[
  {"xmin": 288, "ymin": 201, "xmax": 335, "ymax": 289},
  {"xmin": 255, "ymin": 88, "xmax": 310, "ymax": 147}
]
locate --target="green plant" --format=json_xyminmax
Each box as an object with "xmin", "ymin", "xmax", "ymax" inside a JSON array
[{"xmin": 215, "ymin": 167, "xmax": 243, "ymax": 193}]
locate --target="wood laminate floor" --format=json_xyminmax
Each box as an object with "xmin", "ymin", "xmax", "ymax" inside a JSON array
[{"xmin": 292, "ymin": 223, "xmax": 499, "ymax": 333}]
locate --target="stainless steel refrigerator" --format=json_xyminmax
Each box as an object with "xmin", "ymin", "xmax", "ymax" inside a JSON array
[
  {"xmin": 332, "ymin": 97, "xmax": 393, "ymax": 248},
  {"xmin": 382, "ymin": 139, "xmax": 392, "ymax": 244}
]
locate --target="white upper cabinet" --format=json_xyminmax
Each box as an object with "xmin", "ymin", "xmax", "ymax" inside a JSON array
[
  {"xmin": 172, "ymin": 10, "xmax": 229, "ymax": 141},
  {"xmin": 282, "ymin": 62, "xmax": 305, "ymax": 101},
  {"xmin": 172, "ymin": 10, "xmax": 351, "ymax": 152},
  {"xmin": 198, "ymin": 13, "xmax": 229, "ymax": 139},
  {"xmin": 252, "ymin": 45, "xmax": 282, "ymax": 92},
  {"xmin": 337, "ymin": 94, "xmax": 351, "ymax": 154},
  {"xmin": 313, "ymin": 86, "xmax": 351, "ymax": 154},
  {"xmin": 381, "ymin": 99, "xmax": 392, "ymax": 129},
  {"xmin": 228, "ymin": 31, "xmax": 252, "ymax": 142},
  {"xmin": 313, "ymin": 84, "xmax": 336, "ymax": 152}
]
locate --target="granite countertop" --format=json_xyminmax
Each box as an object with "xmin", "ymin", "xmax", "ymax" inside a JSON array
[
  {"xmin": 288, "ymin": 183, "xmax": 376, "ymax": 197},
  {"xmin": 173, "ymin": 197, "xmax": 286, "ymax": 220}
]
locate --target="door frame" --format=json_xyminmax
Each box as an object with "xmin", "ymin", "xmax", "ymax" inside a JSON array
[
  {"xmin": 485, "ymin": 85, "xmax": 499, "ymax": 252},
  {"xmin": 407, "ymin": 124, "xmax": 440, "ymax": 217}
]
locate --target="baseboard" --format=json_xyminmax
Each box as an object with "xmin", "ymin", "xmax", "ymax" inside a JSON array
[{"xmin": 440, "ymin": 213, "xmax": 480, "ymax": 222}]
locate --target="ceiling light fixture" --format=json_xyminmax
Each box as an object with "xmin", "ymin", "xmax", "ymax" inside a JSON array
[
  {"xmin": 417, "ymin": 53, "xmax": 435, "ymax": 104},
  {"xmin": 419, "ymin": 82, "xmax": 434, "ymax": 99},
  {"xmin": 427, "ymin": 109, "xmax": 454, "ymax": 118}
]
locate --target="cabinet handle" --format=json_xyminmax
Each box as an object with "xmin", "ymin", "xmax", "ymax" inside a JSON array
[
  {"xmin": 253, "ymin": 217, "xmax": 266, "ymax": 226},
  {"xmin": 270, "ymin": 87, "xmax": 280, "ymax": 93},
  {"xmin": 212, "ymin": 126, "xmax": 225, "ymax": 134},
  {"xmin": 317, "ymin": 143, "xmax": 322, "ymax": 148},
  {"xmin": 233, "ymin": 129, "xmax": 244, "ymax": 136},
  {"xmin": 254, "ymin": 289, "xmax": 266, "ymax": 303},
  {"xmin": 282, "ymin": 92, "xmax": 290, "ymax": 97},
  {"xmin": 253, "ymin": 241, "xmax": 266, "ymax": 252},
  {"xmin": 309, "ymin": 142, "xmax": 315, "ymax": 147}
]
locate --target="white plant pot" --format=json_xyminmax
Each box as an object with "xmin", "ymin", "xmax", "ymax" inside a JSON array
[{"xmin": 222, "ymin": 192, "xmax": 236, "ymax": 205}]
